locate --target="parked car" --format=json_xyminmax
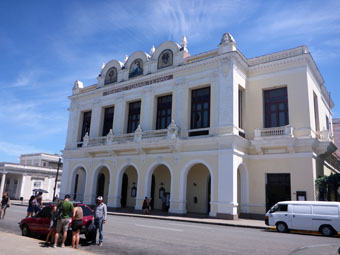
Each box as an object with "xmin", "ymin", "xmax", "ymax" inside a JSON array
[
  {"xmin": 19, "ymin": 202, "xmax": 94, "ymax": 239},
  {"xmin": 265, "ymin": 201, "xmax": 340, "ymax": 236}
]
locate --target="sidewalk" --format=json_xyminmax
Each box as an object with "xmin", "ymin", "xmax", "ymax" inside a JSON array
[
  {"xmin": 12, "ymin": 201, "xmax": 269, "ymax": 230},
  {"xmin": 0, "ymin": 232, "xmax": 95, "ymax": 255}
]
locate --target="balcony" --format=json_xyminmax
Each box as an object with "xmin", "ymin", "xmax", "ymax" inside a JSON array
[{"xmin": 254, "ymin": 125, "xmax": 293, "ymax": 140}]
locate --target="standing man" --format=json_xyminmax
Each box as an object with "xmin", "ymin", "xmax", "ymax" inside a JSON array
[
  {"xmin": 94, "ymin": 196, "xmax": 107, "ymax": 247},
  {"xmin": 53, "ymin": 194, "xmax": 74, "ymax": 248}
]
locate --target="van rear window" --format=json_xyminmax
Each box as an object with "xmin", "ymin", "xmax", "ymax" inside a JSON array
[
  {"xmin": 293, "ymin": 205, "xmax": 311, "ymax": 214},
  {"xmin": 313, "ymin": 205, "xmax": 338, "ymax": 215}
]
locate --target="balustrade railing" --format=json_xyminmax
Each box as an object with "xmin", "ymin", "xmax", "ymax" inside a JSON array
[{"xmin": 254, "ymin": 125, "xmax": 293, "ymax": 139}]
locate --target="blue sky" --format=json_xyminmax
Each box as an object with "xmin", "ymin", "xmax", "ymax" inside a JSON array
[{"xmin": 1, "ymin": 0, "xmax": 340, "ymax": 162}]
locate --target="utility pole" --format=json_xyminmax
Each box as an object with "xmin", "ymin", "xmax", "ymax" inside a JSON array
[{"xmin": 53, "ymin": 158, "xmax": 61, "ymax": 202}]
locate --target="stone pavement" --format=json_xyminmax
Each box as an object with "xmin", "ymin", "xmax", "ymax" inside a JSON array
[
  {"xmin": 0, "ymin": 232, "xmax": 95, "ymax": 255},
  {"xmin": 12, "ymin": 200, "xmax": 269, "ymax": 230}
]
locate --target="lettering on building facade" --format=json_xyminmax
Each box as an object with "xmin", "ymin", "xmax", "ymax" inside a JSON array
[{"xmin": 103, "ymin": 74, "xmax": 173, "ymax": 96}]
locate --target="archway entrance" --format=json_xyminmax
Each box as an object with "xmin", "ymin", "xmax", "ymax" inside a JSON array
[
  {"xmin": 71, "ymin": 167, "xmax": 86, "ymax": 202},
  {"xmin": 186, "ymin": 164, "xmax": 211, "ymax": 214},
  {"xmin": 95, "ymin": 167, "xmax": 110, "ymax": 204},
  {"xmin": 150, "ymin": 165, "xmax": 171, "ymax": 211},
  {"xmin": 120, "ymin": 166, "xmax": 138, "ymax": 208}
]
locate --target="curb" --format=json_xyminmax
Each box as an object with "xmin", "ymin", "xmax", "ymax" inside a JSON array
[
  {"xmin": 106, "ymin": 211, "xmax": 270, "ymax": 230},
  {"xmin": 12, "ymin": 203, "xmax": 269, "ymax": 230}
]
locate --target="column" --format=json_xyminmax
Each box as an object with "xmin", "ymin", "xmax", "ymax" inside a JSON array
[
  {"xmin": 141, "ymin": 88, "xmax": 153, "ymax": 131},
  {"xmin": 215, "ymin": 149, "xmax": 239, "ymax": 219},
  {"xmin": 216, "ymin": 60, "xmax": 234, "ymax": 129},
  {"xmin": 90, "ymin": 99, "xmax": 102, "ymax": 138},
  {"xmin": 173, "ymin": 80, "xmax": 188, "ymax": 132},
  {"xmin": 19, "ymin": 175, "xmax": 27, "ymax": 199},
  {"xmin": 59, "ymin": 160, "xmax": 70, "ymax": 200},
  {"xmin": 113, "ymin": 97, "xmax": 124, "ymax": 134},
  {"xmin": 0, "ymin": 172, "xmax": 7, "ymax": 198},
  {"xmin": 65, "ymin": 104, "xmax": 80, "ymax": 149}
]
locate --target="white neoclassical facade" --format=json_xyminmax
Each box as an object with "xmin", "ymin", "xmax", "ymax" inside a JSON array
[
  {"xmin": 0, "ymin": 153, "xmax": 62, "ymax": 201},
  {"xmin": 61, "ymin": 33, "xmax": 336, "ymax": 219}
]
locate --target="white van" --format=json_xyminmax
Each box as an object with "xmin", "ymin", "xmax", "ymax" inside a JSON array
[{"xmin": 265, "ymin": 201, "xmax": 340, "ymax": 236}]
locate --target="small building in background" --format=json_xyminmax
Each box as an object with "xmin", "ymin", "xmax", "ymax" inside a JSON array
[{"xmin": 0, "ymin": 153, "xmax": 62, "ymax": 201}]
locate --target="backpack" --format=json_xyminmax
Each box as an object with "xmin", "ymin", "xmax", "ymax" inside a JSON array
[
  {"xmin": 55, "ymin": 202, "xmax": 64, "ymax": 220},
  {"xmin": 32, "ymin": 199, "xmax": 39, "ymax": 207}
]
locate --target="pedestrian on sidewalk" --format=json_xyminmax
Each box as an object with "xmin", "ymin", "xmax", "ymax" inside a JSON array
[
  {"xmin": 93, "ymin": 196, "xmax": 107, "ymax": 247},
  {"xmin": 142, "ymin": 197, "xmax": 149, "ymax": 214},
  {"xmin": 71, "ymin": 203, "xmax": 83, "ymax": 249},
  {"xmin": 45, "ymin": 204, "xmax": 57, "ymax": 246},
  {"xmin": 26, "ymin": 195, "xmax": 35, "ymax": 218},
  {"xmin": 53, "ymin": 194, "xmax": 74, "ymax": 248},
  {"xmin": 33, "ymin": 192, "xmax": 43, "ymax": 216},
  {"xmin": 0, "ymin": 192, "xmax": 10, "ymax": 219}
]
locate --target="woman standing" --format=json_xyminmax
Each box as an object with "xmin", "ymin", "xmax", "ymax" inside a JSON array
[
  {"xmin": 26, "ymin": 195, "xmax": 35, "ymax": 218},
  {"xmin": 0, "ymin": 192, "xmax": 11, "ymax": 219},
  {"xmin": 71, "ymin": 204, "xmax": 83, "ymax": 249}
]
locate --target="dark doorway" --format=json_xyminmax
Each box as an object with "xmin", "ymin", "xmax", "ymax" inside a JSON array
[
  {"xmin": 207, "ymin": 175, "xmax": 211, "ymax": 214},
  {"xmin": 121, "ymin": 173, "xmax": 128, "ymax": 207},
  {"xmin": 73, "ymin": 174, "xmax": 79, "ymax": 200},
  {"xmin": 150, "ymin": 174, "xmax": 155, "ymax": 209},
  {"xmin": 266, "ymin": 173, "xmax": 291, "ymax": 211},
  {"xmin": 97, "ymin": 173, "xmax": 105, "ymax": 198}
]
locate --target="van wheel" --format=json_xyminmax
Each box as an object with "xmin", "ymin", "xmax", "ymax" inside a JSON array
[
  {"xmin": 320, "ymin": 225, "xmax": 334, "ymax": 237},
  {"xmin": 276, "ymin": 222, "xmax": 288, "ymax": 233},
  {"xmin": 22, "ymin": 224, "xmax": 31, "ymax": 237}
]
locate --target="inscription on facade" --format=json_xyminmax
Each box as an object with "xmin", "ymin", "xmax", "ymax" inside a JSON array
[{"xmin": 103, "ymin": 74, "xmax": 173, "ymax": 96}]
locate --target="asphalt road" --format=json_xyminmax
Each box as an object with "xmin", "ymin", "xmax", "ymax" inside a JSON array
[{"xmin": 1, "ymin": 205, "xmax": 340, "ymax": 255}]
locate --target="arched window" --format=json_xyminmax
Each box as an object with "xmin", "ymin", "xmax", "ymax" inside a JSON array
[
  {"xmin": 158, "ymin": 49, "xmax": 173, "ymax": 69},
  {"xmin": 129, "ymin": 59, "xmax": 143, "ymax": 78},
  {"xmin": 104, "ymin": 67, "xmax": 117, "ymax": 85}
]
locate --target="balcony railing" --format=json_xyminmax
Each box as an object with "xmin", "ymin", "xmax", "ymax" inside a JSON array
[{"xmin": 254, "ymin": 125, "xmax": 293, "ymax": 140}]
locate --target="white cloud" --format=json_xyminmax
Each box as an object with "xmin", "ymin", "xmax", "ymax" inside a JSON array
[{"xmin": 0, "ymin": 141, "xmax": 46, "ymax": 159}]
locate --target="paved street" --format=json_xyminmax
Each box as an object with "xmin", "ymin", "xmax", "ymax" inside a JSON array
[{"xmin": 1, "ymin": 205, "xmax": 340, "ymax": 254}]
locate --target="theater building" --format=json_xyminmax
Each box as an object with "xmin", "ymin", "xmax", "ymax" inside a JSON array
[{"xmin": 60, "ymin": 33, "xmax": 336, "ymax": 219}]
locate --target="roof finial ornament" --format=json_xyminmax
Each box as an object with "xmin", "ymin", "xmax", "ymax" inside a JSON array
[
  {"xmin": 181, "ymin": 35, "xmax": 187, "ymax": 49},
  {"xmin": 124, "ymin": 54, "xmax": 128, "ymax": 63},
  {"xmin": 220, "ymin": 33, "xmax": 235, "ymax": 44},
  {"xmin": 150, "ymin": 45, "xmax": 155, "ymax": 55}
]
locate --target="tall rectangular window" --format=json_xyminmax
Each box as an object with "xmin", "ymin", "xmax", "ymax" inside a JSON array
[
  {"xmin": 156, "ymin": 95, "xmax": 172, "ymax": 130},
  {"xmin": 81, "ymin": 111, "xmax": 91, "ymax": 141},
  {"xmin": 127, "ymin": 101, "xmax": 141, "ymax": 133},
  {"xmin": 102, "ymin": 106, "xmax": 114, "ymax": 136},
  {"xmin": 238, "ymin": 88, "xmax": 245, "ymax": 138},
  {"xmin": 326, "ymin": 115, "xmax": 329, "ymax": 130},
  {"xmin": 190, "ymin": 87, "xmax": 210, "ymax": 136},
  {"xmin": 313, "ymin": 92, "xmax": 320, "ymax": 132},
  {"xmin": 264, "ymin": 87, "xmax": 289, "ymax": 128}
]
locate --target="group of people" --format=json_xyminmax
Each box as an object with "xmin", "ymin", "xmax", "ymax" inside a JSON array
[
  {"xmin": 26, "ymin": 192, "xmax": 43, "ymax": 218},
  {"xmin": 0, "ymin": 192, "xmax": 11, "ymax": 219},
  {"xmin": 43, "ymin": 194, "xmax": 107, "ymax": 249}
]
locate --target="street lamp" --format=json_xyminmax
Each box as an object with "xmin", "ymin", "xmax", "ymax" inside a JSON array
[{"xmin": 52, "ymin": 158, "xmax": 62, "ymax": 201}]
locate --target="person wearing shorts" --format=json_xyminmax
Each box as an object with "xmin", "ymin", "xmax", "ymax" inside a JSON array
[
  {"xmin": 71, "ymin": 204, "xmax": 83, "ymax": 249},
  {"xmin": 0, "ymin": 192, "xmax": 10, "ymax": 219},
  {"xmin": 53, "ymin": 194, "xmax": 74, "ymax": 248}
]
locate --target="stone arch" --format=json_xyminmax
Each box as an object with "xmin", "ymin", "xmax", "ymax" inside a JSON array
[
  {"xmin": 237, "ymin": 163, "xmax": 249, "ymax": 214},
  {"xmin": 69, "ymin": 164, "xmax": 87, "ymax": 202},
  {"xmin": 152, "ymin": 41, "xmax": 181, "ymax": 61},
  {"xmin": 145, "ymin": 161, "xmax": 173, "ymax": 211},
  {"xmin": 91, "ymin": 163, "xmax": 112, "ymax": 204},
  {"xmin": 181, "ymin": 160, "xmax": 214, "ymax": 214},
  {"xmin": 115, "ymin": 162, "xmax": 139, "ymax": 208}
]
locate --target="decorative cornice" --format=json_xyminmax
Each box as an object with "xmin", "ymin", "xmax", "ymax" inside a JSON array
[{"xmin": 247, "ymin": 46, "xmax": 307, "ymax": 66}]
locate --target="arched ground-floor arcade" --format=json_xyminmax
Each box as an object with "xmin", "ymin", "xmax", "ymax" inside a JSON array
[{"xmin": 61, "ymin": 149, "xmax": 330, "ymax": 219}]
